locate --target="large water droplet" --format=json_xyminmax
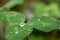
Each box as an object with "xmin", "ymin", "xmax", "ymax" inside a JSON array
[
  {"xmin": 27, "ymin": 30, "xmax": 31, "ymax": 34},
  {"xmin": 20, "ymin": 23, "xmax": 25, "ymax": 27}
]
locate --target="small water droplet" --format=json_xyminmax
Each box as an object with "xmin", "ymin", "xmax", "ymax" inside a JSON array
[
  {"xmin": 14, "ymin": 28, "xmax": 19, "ymax": 34},
  {"xmin": 38, "ymin": 19, "xmax": 40, "ymax": 21},
  {"xmin": 20, "ymin": 23, "xmax": 25, "ymax": 27},
  {"xmin": 15, "ymin": 31, "xmax": 18, "ymax": 34}
]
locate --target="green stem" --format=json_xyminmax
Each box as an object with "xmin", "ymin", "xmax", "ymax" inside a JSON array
[{"xmin": 1, "ymin": 0, "xmax": 18, "ymax": 11}]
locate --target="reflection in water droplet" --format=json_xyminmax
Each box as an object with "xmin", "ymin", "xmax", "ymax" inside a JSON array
[{"xmin": 20, "ymin": 23, "xmax": 25, "ymax": 27}]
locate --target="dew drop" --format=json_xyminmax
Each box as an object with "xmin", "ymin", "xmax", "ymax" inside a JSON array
[
  {"xmin": 27, "ymin": 30, "xmax": 31, "ymax": 34},
  {"xmin": 38, "ymin": 19, "xmax": 40, "ymax": 21},
  {"xmin": 14, "ymin": 28, "xmax": 19, "ymax": 34},
  {"xmin": 20, "ymin": 23, "xmax": 25, "ymax": 27},
  {"xmin": 15, "ymin": 31, "xmax": 18, "ymax": 34}
]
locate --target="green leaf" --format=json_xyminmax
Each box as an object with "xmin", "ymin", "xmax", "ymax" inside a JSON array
[
  {"xmin": 0, "ymin": 11, "xmax": 33, "ymax": 40},
  {"xmin": 28, "ymin": 16, "xmax": 59, "ymax": 32},
  {"xmin": 0, "ymin": 0, "xmax": 24, "ymax": 11}
]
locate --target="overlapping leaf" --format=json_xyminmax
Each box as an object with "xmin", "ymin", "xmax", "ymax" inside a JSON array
[
  {"xmin": 28, "ymin": 16, "xmax": 60, "ymax": 32},
  {"xmin": 0, "ymin": 11, "xmax": 33, "ymax": 40},
  {"xmin": 0, "ymin": 0, "xmax": 24, "ymax": 11}
]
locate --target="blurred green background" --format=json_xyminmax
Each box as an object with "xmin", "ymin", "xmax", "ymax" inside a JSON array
[{"xmin": 0, "ymin": 0, "xmax": 60, "ymax": 40}]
